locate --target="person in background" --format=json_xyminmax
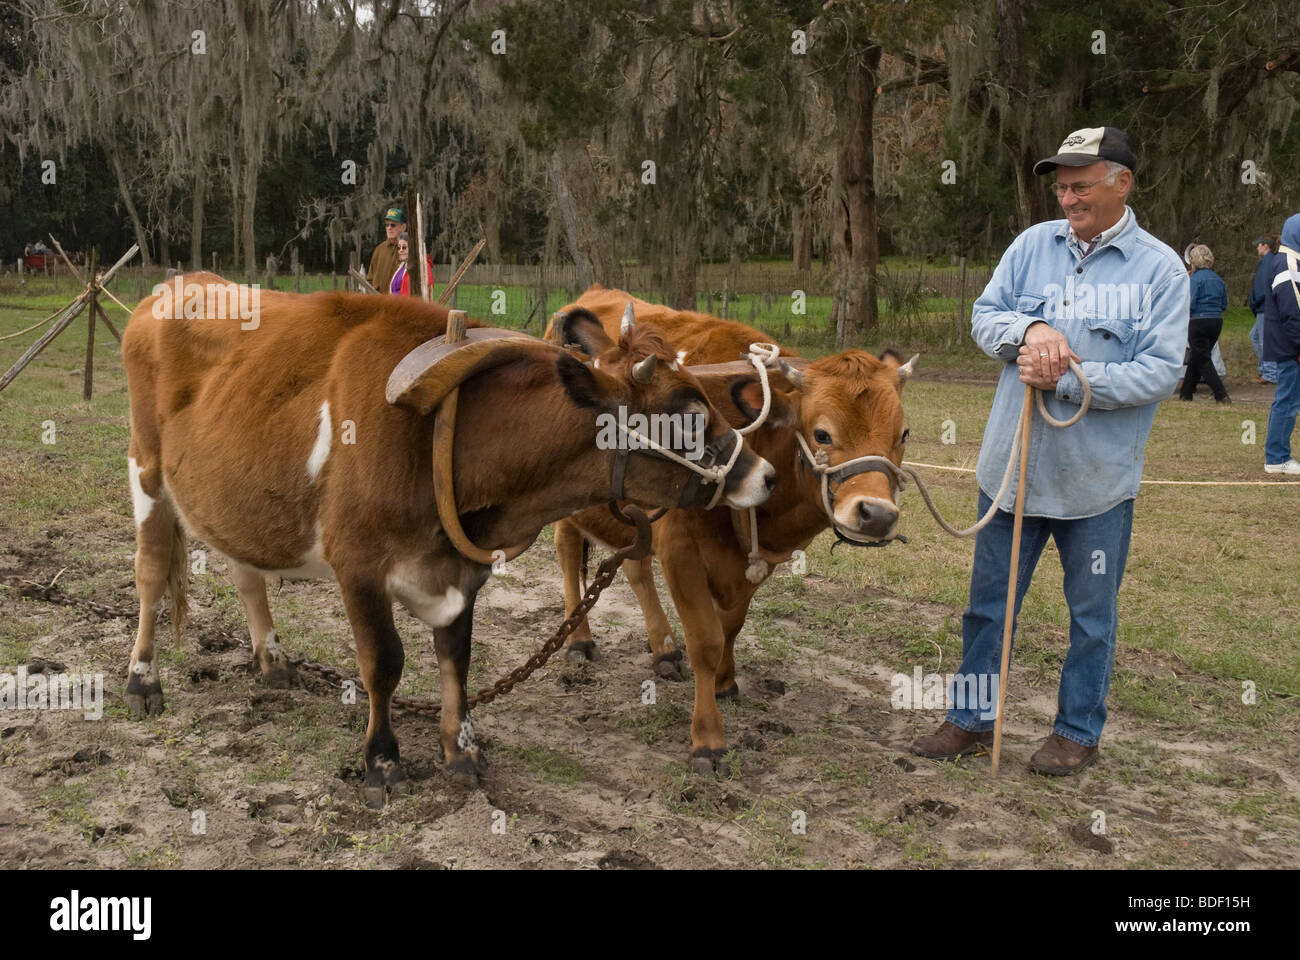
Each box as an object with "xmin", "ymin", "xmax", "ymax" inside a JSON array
[
  {"xmin": 366, "ymin": 206, "xmax": 406, "ymax": 291},
  {"xmin": 1179, "ymin": 244, "xmax": 1230, "ymax": 403},
  {"xmin": 1250, "ymin": 235, "xmax": 1280, "ymax": 384},
  {"xmin": 1263, "ymin": 213, "xmax": 1300, "ymax": 475},
  {"xmin": 388, "ymin": 236, "xmax": 435, "ymax": 297}
]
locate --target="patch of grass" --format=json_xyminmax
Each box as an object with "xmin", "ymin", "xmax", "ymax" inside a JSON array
[
  {"xmin": 246, "ymin": 750, "xmax": 293, "ymax": 785},
  {"xmin": 617, "ymin": 698, "xmax": 691, "ymax": 745},
  {"xmin": 510, "ymin": 745, "xmax": 584, "ymax": 785},
  {"xmin": 116, "ymin": 832, "xmax": 183, "ymax": 868},
  {"xmin": 37, "ymin": 782, "xmax": 99, "ymax": 841}
]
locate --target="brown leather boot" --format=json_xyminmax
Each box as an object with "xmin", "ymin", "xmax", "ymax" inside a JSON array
[
  {"xmin": 909, "ymin": 721, "xmax": 992, "ymax": 759},
  {"xmin": 1028, "ymin": 734, "xmax": 1098, "ymax": 776}
]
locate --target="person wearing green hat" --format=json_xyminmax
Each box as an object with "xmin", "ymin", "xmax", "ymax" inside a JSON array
[{"xmin": 366, "ymin": 206, "xmax": 407, "ymax": 291}]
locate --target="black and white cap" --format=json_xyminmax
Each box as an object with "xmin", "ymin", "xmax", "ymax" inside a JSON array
[{"xmin": 1034, "ymin": 127, "xmax": 1138, "ymax": 176}]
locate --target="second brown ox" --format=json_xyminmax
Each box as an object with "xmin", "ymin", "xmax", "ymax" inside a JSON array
[{"xmin": 546, "ymin": 286, "xmax": 916, "ymax": 773}]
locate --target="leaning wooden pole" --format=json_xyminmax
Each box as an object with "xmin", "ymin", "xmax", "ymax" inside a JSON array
[
  {"xmin": 83, "ymin": 249, "xmax": 98, "ymax": 400},
  {"xmin": 991, "ymin": 385, "xmax": 1034, "ymax": 776},
  {"xmin": 415, "ymin": 192, "xmax": 431, "ymax": 302}
]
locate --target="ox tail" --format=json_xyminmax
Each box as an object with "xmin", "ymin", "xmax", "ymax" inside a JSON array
[{"xmin": 167, "ymin": 518, "xmax": 188, "ymax": 644}]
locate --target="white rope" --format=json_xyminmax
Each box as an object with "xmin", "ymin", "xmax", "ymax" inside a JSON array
[
  {"xmin": 615, "ymin": 341, "xmax": 782, "ymax": 517},
  {"xmin": 902, "ymin": 463, "xmax": 1300, "ymax": 486},
  {"xmin": 736, "ymin": 342, "xmax": 780, "ymax": 436},
  {"xmin": 611, "ymin": 421, "xmax": 744, "ymax": 510}
]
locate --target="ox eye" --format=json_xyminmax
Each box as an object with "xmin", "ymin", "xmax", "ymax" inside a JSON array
[
  {"xmin": 813, "ymin": 428, "xmax": 832, "ymax": 445},
  {"xmin": 901, "ymin": 429, "xmax": 910, "ymax": 444}
]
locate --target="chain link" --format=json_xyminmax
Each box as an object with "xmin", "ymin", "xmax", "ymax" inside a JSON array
[{"xmin": 4, "ymin": 505, "xmax": 654, "ymax": 719}]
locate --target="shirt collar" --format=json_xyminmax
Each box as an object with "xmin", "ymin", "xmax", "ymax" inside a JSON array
[{"xmin": 1056, "ymin": 205, "xmax": 1137, "ymax": 260}]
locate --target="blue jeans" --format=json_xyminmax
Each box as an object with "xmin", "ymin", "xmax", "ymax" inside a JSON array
[
  {"xmin": 1265, "ymin": 358, "xmax": 1300, "ymax": 465},
  {"xmin": 1251, "ymin": 314, "xmax": 1279, "ymax": 381},
  {"xmin": 948, "ymin": 490, "xmax": 1134, "ymax": 747}
]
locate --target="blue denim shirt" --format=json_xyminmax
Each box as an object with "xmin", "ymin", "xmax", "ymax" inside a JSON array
[{"xmin": 971, "ymin": 207, "xmax": 1190, "ymax": 518}]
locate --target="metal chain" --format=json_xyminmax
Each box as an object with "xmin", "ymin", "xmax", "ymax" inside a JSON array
[{"xmin": 3, "ymin": 505, "xmax": 655, "ymax": 719}]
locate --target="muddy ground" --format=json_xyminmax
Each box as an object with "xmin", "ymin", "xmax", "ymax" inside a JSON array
[{"xmin": 0, "ymin": 517, "xmax": 1296, "ymax": 870}]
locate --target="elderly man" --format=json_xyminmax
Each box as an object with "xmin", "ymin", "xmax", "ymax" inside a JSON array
[
  {"xmin": 366, "ymin": 206, "xmax": 407, "ymax": 291},
  {"xmin": 910, "ymin": 127, "xmax": 1189, "ymax": 775}
]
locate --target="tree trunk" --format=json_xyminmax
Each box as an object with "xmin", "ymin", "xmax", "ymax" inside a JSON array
[
  {"xmin": 830, "ymin": 43, "xmax": 882, "ymax": 345},
  {"xmin": 105, "ymin": 141, "xmax": 152, "ymax": 267},
  {"xmin": 190, "ymin": 172, "xmax": 205, "ymax": 270},
  {"xmin": 549, "ymin": 139, "xmax": 625, "ymax": 291},
  {"xmin": 995, "ymin": 0, "xmax": 1052, "ymax": 230},
  {"xmin": 793, "ymin": 202, "xmax": 813, "ymax": 273}
]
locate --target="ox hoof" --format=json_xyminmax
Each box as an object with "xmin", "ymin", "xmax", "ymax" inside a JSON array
[
  {"xmin": 715, "ymin": 682, "xmax": 740, "ymax": 700},
  {"xmin": 565, "ymin": 640, "xmax": 597, "ymax": 663},
  {"xmin": 362, "ymin": 760, "xmax": 409, "ymax": 808},
  {"xmin": 125, "ymin": 692, "xmax": 165, "ymax": 719},
  {"xmin": 261, "ymin": 659, "xmax": 297, "ymax": 689},
  {"xmin": 689, "ymin": 748, "xmax": 731, "ymax": 778},
  {"xmin": 447, "ymin": 756, "xmax": 481, "ymax": 788},
  {"xmin": 653, "ymin": 649, "xmax": 685, "ymax": 681},
  {"xmin": 125, "ymin": 670, "xmax": 165, "ymax": 718}
]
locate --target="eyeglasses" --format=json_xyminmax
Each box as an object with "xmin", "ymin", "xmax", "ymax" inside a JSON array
[{"xmin": 1052, "ymin": 178, "xmax": 1108, "ymax": 198}]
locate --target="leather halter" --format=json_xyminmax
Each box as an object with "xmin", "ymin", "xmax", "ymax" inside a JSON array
[
  {"xmin": 792, "ymin": 430, "xmax": 908, "ymax": 549},
  {"xmin": 609, "ymin": 426, "xmax": 740, "ymax": 509}
]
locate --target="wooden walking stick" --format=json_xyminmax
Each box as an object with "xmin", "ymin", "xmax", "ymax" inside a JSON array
[{"xmin": 991, "ymin": 384, "xmax": 1034, "ymax": 776}]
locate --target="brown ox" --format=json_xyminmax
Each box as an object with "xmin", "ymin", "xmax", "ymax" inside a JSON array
[
  {"xmin": 546, "ymin": 286, "xmax": 914, "ymax": 773},
  {"xmin": 122, "ymin": 274, "xmax": 774, "ymax": 805}
]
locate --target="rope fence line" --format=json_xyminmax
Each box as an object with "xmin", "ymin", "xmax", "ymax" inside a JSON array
[{"xmin": 902, "ymin": 460, "xmax": 1300, "ymax": 486}]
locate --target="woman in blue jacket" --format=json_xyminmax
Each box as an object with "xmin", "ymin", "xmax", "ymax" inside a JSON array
[{"xmin": 1180, "ymin": 244, "xmax": 1230, "ymax": 402}]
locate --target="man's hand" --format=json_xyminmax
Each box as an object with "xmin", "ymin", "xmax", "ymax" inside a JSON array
[{"xmin": 1019, "ymin": 321, "xmax": 1080, "ymax": 388}]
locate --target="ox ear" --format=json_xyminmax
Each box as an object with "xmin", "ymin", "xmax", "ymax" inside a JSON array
[
  {"xmin": 730, "ymin": 376, "xmax": 796, "ymax": 429},
  {"xmin": 557, "ymin": 352, "xmax": 617, "ymax": 410},
  {"xmin": 554, "ymin": 307, "xmax": 615, "ymax": 357}
]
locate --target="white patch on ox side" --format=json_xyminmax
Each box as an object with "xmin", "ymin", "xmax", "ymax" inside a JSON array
[
  {"xmin": 261, "ymin": 529, "xmax": 334, "ymax": 581},
  {"xmin": 388, "ymin": 576, "xmax": 466, "ymax": 628},
  {"xmin": 128, "ymin": 458, "xmax": 155, "ymax": 529},
  {"xmin": 670, "ymin": 349, "xmax": 687, "ymax": 371},
  {"xmin": 131, "ymin": 660, "xmax": 155, "ymax": 680},
  {"xmin": 306, "ymin": 401, "xmax": 331, "ymax": 481}
]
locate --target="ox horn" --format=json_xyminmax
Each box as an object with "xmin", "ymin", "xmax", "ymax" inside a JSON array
[
  {"xmin": 778, "ymin": 358, "xmax": 804, "ymax": 388},
  {"xmin": 898, "ymin": 353, "xmax": 921, "ymax": 381},
  {"xmin": 632, "ymin": 352, "xmax": 657, "ymax": 384},
  {"xmin": 620, "ymin": 301, "xmax": 636, "ymax": 338}
]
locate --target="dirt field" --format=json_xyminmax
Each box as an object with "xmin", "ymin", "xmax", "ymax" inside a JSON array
[{"xmin": 2, "ymin": 514, "xmax": 1296, "ymax": 870}]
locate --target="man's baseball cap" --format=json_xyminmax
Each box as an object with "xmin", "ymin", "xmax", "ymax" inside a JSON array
[
  {"xmin": 1033, "ymin": 127, "xmax": 1138, "ymax": 176},
  {"xmin": 1254, "ymin": 235, "xmax": 1274, "ymax": 247},
  {"xmin": 383, "ymin": 207, "xmax": 406, "ymax": 223}
]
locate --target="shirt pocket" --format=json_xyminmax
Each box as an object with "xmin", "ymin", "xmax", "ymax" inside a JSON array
[
  {"xmin": 1016, "ymin": 292, "xmax": 1048, "ymax": 318},
  {"xmin": 1080, "ymin": 313, "xmax": 1139, "ymax": 363}
]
